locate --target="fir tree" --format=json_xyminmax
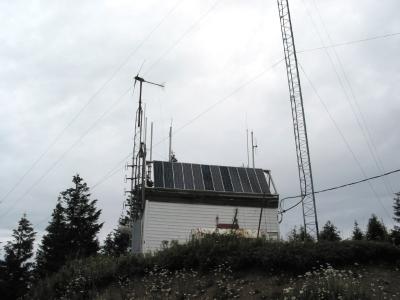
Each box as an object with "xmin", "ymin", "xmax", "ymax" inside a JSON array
[
  {"xmin": 102, "ymin": 215, "xmax": 131, "ymax": 256},
  {"xmin": 352, "ymin": 221, "xmax": 364, "ymax": 240},
  {"xmin": 366, "ymin": 214, "xmax": 388, "ymax": 241},
  {"xmin": 62, "ymin": 174, "xmax": 103, "ymax": 258},
  {"xmin": 393, "ymin": 192, "xmax": 400, "ymax": 228},
  {"xmin": 390, "ymin": 193, "xmax": 400, "ymax": 245},
  {"xmin": 36, "ymin": 200, "xmax": 68, "ymax": 277},
  {"xmin": 390, "ymin": 229, "xmax": 400, "ymax": 246},
  {"xmin": 2, "ymin": 214, "xmax": 36, "ymax": 299},
  {"xmin": 287, "ymin": 225, "xmax": 314, "ymax": 242},
  {"xmin": 35, "ymin": 175, "xmax": 103, "ymax": 278},
  {"xmin": 0, "ymin": 256, "xmax": 6, "ymax": 297},
  {"xmin": 319, "ymin": 220, "xmax": 341, "ymax": 241}
]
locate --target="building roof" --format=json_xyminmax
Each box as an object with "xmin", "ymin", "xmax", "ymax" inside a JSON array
[{"xmin": 147, "ymin": 161, "xmax": 279, "ymax": 208}]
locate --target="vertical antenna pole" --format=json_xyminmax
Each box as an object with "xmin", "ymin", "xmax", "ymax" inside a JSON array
[
  {"xmin": 169, "ymin": 124, "xmax": 172, "ymax": 162},
  {"xmin": 150, "ymin": 122, "xmax": 153, "ymax": 161},
  {"xmin": 251, "ymin": 131, "xmax": 257, "ymax": 168},
  {"xmin": 144, "ymin": 117, "xmax": 148, "ymax": 145},
  {"xmin": 246, "ymin": 129, "xmax": 250, "ymax": 168},
  {"xmin": 147, "ymin": 121, "xmax": 154, "ymax": 184}
]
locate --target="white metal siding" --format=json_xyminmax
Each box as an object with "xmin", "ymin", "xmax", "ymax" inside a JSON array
[{"xmin": 142, "ymin": 201, "xmax": 279, "ymax": 252}]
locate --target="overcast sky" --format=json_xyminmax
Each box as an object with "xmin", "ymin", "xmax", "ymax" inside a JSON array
[{"xmin": 1, "ymin": 0, "xmax": 399, "ymax": 252}]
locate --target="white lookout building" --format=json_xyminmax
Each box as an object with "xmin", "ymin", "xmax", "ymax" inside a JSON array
[{"xmin": 132, "ymin": 160, "xmax": 279, "ymax": 253}]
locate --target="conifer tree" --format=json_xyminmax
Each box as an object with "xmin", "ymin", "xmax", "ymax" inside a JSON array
[
  {"xmin": 352, "ymin": 221, "xmax": 364, "ymax": 240},
  {"xmin": 390, "ymin": 193, "xmax": 400, "ymax": 245},
  {"xmin": 393, "ymin": 192, "xmax": 400, "ymax": 228},
  {"xmin": 35, "ymin": 175, "xmax": 103, "ymax": 277},
  {"xmin": 0, "ymin": 259, "xmax": 5, "ymax": 297},
  {"xmin": 319, "ymin": 220, "xmax": 341, "ymax": 241},
  {"xmin": 287, "ymin": 225, "xmax": 314, "ymax": 242},
  {"xmin": 62, "ymin": 174, "xmax": 103, "ymax": 258},
  {"xmin": 2, "ymin": 214, "xmax": 36, "ymax": 299},
  {"xmin": 36, "ymin": 200, "xmax": 68, "ymax": 277},
  {"xmin": 102, "ymin": 215, "xmax": 131, "ymax": 256},
  {"xmin": 366, "ymin": 214, "xmax": 388, "ymax": 241}
]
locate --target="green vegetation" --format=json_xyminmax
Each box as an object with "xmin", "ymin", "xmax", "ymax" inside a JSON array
[
  {"xmin": 319, "ymin": 221, "xmax": 341, "ymax": 241},
  {"xmin": 0, "ymin": 214, "xmax": 36, "ymax": 299},
  {"xmin": 352, "ymin": 221, "xmax": 364, "ymax": 240},
  {"xmin": 36, "ymin": 175, "xmax": 103, "ymax": 278},
  {"xmin": 102, "ymin": 215, "xmax": 130, "ymax": 256},
  {"xmin": 29, "ymin": 234, "xmax": 400, "ymax": 299},
  {"xmin": 287, "ymin": 225, "xmax": 314, "ymax": 242},
  {"xmin": 366, "ymin": 214, "xmax": 388, "ymax": 242}
]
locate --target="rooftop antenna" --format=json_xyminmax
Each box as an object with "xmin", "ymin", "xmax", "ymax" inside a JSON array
[
  {"xmin": 150, "ymin": 122, "xmax": 154, "ymax": 162},
  {"xmin": 147, "ymin": 121, "xmax": 154, "ymax": 184},
  {"xmin": 126, "ymin": 73, "xmax": 164, "ymax": 242},
  {"xmin": 251, "ymin": 131, "xmax": 258, "ymax": 168},
  {"xmin": 245, "ymin": 114, "xmax": 250, "ymax": 168},
  {"xmin": 251, "ymin": 130, "xmax": 263, "ymax": 239},
  {"xmin": 246, "ymin": 129, "xmax": 250, "ymax": 168},
  {"xmin": 169, "ymin": 120, "xmax": 173, "ymax": 162}
]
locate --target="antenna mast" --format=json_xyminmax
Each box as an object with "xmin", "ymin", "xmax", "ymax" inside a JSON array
[
  {"xmin": 277, "ymin": 0, "xmax": 319, "ymax": 239},
  {"xmin": 169, "ymin": 123, "xmax": 172, "ymax": 162},
  {"xmin": 251, "ymin": 131, "xmax": 257, "ymax": 169},
  {"xmin": 126, "ymin": 75, "xmax": 164, "ymax": 222},
  {"xmin": 246, "ymin": 129, "xmax": 250, "ymax": 167}
]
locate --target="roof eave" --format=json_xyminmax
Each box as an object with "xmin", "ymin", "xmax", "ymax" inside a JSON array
[{"xmin": 144, "ymin": 188, "xmax": 279, "ymax": 208}]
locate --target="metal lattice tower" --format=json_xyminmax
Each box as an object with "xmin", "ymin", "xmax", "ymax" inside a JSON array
[{"xmin": 277, "ymin": 0, "xmax": 319, "ymax": 239}]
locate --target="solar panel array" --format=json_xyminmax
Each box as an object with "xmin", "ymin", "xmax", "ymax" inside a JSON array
[{"xmin": 153, "ymin": 161, "xmax": 270, "ymax": 194}]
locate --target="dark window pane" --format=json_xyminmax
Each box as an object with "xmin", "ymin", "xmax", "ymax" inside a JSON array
[
  {"xmin": 163, "ymin": 162, "xmax": 174, "ymax": 188},
  {"xmin": 237, "ymin": 167, "xmax": 252, "ymax": 192},
  {"xmin": 255, "ymin": 168, "xmax": 270, "ymax": 194},
  {"xmin": 173, "ymin": 163, "xmax": 184, "ymax": 189},
  {"xmin": 153, "ymin": 161, "xmax": 164, "ymax": 188},
  {"xmin": 246, "ymin": 168, "xmax": 261, "ymax": 193},
  {"xmin": 192, "ymin": 164, "xmax": 205, "ymax": 190},
  {"xmin": 182, "ymin": 163, "xmax": 194, "ymax": 190},
  {"xmin": 228, "ymin": 167, "xmax": 243, "ymax": 192},
  {"xmin": 201, "ymin": 165, "xmax": 214, "ymax": 191},
  {"xmin": 210, "ymin": 165, "xmax": 224, "ymax": 191},
  {"xmin": 220, "ymin": 166, "xmax": 233, "ymax": 192}
]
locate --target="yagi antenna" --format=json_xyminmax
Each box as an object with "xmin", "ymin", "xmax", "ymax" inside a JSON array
[{"xmin": 134, "ymin": 75, "xmax": 165, "ymax": 88}]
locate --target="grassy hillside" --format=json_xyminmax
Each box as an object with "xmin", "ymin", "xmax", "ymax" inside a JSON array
[{"xmin": 30, "ymin": 234, "xmax": 400, "ymax": 299}]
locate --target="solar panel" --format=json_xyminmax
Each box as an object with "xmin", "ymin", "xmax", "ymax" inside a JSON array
[
  {"xmin": 220, "ymin": 166, "xmax": 233, "ymax": 192},
  {"xmin": 153, "ymin": 161, "xmax": 164, "ymax": 188},
  {"xmin": 201, "ymin": 165, "xmax": 214, "ymax": 191},
  {"xmin": 192, "ymin": 164, "xmax": 205, "ymax": 190},
  {"xmin": 173, "ymin": 163, "xmax": 184, "ymax": 189},
  {"xmin": 182, "ymin": 163, "xmax": 194, "ymax": 190},
  {"xmin": 255, "ymin": 168, "xmax": 270, "ymax": 194},
  {"xmin": 210, "ymin": 165, "xmax": 224, "ymax": 191},
  {"xmin": 152, "ymin": 161, "xmax": 271, "ymax": 195},
  {"xmin": 228, "ymin": 167, "xmax": 243, "ymax": 193},
  {"xmin": 237, "ymin": 167, "xmax": 252, "ymax": 193},
  {"xmin": 163, "ymin": 162, "xmax": 174, "ymax": 188},
  {"xmin": 246, "ymin": 168, "xmax": 261, "ymax": 193}
]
